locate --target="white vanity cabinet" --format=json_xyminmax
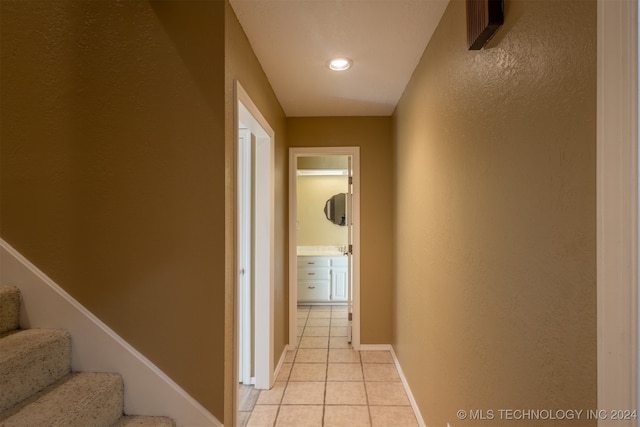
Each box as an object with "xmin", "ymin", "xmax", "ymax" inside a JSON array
[
  {"xmin": 297, "ymin": 256, "xmax": 348, "ymax": 303},
  {"xmin": 330, "ymin": 256, "xmax": 348, "ymax": 301},
  {"xmin": 297, "ymin": 256, "xmax": 330, "ymax": 302}
]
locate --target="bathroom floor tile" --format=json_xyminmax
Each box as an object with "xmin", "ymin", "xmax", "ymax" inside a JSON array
[
  {"xmin": 284, "ymin": 350, "xmax": 296, "ymax": 363},
  {"xmin": 306, "ymin": 317, "xmax": 331, "ymax": 326},
  {"xmin": 327, "ymin": 363, "xmax": 364, "ymax": 381},
  {"xmin": 329, "ymin": 336, "xmax": 351, "ymax": 348},
  {"xmin": 325, "ymin": 381, "xmax": 367, "ymax": 405},
  {"xmin": 331, "ymin": 308, "xmax": 349, "ymax": 319},
  {"xmin": 295, "ymin": 348, "xmax": 328, "ymax": 363},
  {"xmin": 360, "ymin": 351, "xmax": 394, "ymax": 364},
  {"xmin": 281, "ymin": 381, "xmax": 325, "ymax": 405},
  {"xmin": 256, "ymin": 382, "xmax": 286, "ymax": 405},
  {"xmin": 303, "ymin": 326, "xmax": 330, "ymax": 336},
  {"xmin": 330, "ymin": 326, "xmax": 348, "ymax": 337},
  {"xmin": 276, "ymin": 363, "xmax": 292, "ymax": 382},
  {"xmin": 275, "ymin": 405, "xmax": 323, "ymax": 427},
  {"xmin": 329, "ymin": 348, "xmax": 361, "ymax": 363},
  {"xmin": 299, "ymin": 336, "xmax": 329, "ymax": 348},
  {"xmin": 246, "ymin": 405, "xmax": 278, "ymax": 427},
  {"xmin": 308, "ymin": 311, "xmax": 332, "ymax": 319},
  {"xmin": 362, "ymin": 363, "xmax": 401, "ymax": 381},
  {"xmin": 324, "ymin": 405, "xmax": 371, "ymax": 427},
  {"xmin": 366, "ymin": 382, "xmax": 411, "ymax": 406},
  {"xmin": 244, "ymin": 306, "xmax": 420, "ymax": 426},
  {"xmin": 289, "ymin": 363, "xmax": 327, "ymax": 381},
  {"xmin": 370, "ymin": 406, "xmax": 419, "ymax": 427},
  {"xmin": 331, "ymin": 318, "xmax": 349, "ymax": 327}
]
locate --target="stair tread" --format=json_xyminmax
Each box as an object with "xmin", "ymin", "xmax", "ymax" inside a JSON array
[
  {"xmin": 0, "ymin": 286, "xmax": 175, "ymax": 425},
  {"xmin": 112, "ymin": 415, "xmax": 176, "ymax": 426},
  {"xmin": 0, "ymin": 286, "xmax": 20, "ymax": 335},
  {"xmin": 0, "ymin": 372, "xmax": 124, "ymax": 427},
  {"xmin": 0, "ymin": 328, "xmax": 70, "ymax": 361},
  {"xmin": 0, "ymin": 329, "xmax": 71, "ymax": 413}
]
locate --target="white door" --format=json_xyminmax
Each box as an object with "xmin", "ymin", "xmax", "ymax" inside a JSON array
[
  {"xmin": 238, "ymin": 127, "xmax": 252, "ymax": 385},
  {"xmin": 346, "ymin": 155, "xmax": 354, "ymax": 343}
]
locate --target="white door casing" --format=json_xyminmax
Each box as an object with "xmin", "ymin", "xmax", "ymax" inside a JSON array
[
  {"xmin": 596, "ymin": 0, "xmax": 638, "ymax": 425},
  {"xmin": 235, "ymin": 81, "xmax": 275, "ymax": 393}
]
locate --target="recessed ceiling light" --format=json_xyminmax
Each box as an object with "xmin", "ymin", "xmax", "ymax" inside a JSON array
[{"xmin": 328, "ymin": 57, "xmax": 353, "ymax": 71}]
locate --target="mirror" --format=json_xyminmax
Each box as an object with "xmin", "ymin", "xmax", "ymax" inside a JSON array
[{"xmin": 324, "ymin": 193, "xmax": 347, "ymax": 226}]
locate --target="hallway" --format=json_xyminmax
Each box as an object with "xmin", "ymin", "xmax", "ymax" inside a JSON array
[{"xmin": 241, "ymin": 305, "xmax": 419, "ymax": 426}]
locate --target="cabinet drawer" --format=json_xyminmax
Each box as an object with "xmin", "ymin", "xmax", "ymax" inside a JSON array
[
  {"xmin": 297, "ymin": 257, "xmax": 330, "ymax": 268},
  {"xmin": 297, "ymin": 281, "xmax": 330, "ymax": 301},
  {"xmin": 297, "ymin": 268, "xmax": 330, "ymax": 280}
]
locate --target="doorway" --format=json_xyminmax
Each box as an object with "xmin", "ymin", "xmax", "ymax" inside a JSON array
[
  {"xmin": 235, "ymin": 81, "xmax": 275, "ymax": 405},
  {"xmin": 288, "ymin": 147, "xmax": 361, "ymax": 350}
]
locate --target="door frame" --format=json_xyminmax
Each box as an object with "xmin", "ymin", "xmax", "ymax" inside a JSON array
[
  {"xmin": 234, "ymin": 81, "xmax": 275, "ymax": 392},
  {"xmin": 596, "ymin": 0, "xmax": 638, "ymax": 422},
  {"xmin": 288, "ymin": 146, "xmax": 361, "ymax": 350}
]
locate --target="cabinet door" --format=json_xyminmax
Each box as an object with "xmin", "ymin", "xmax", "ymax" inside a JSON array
[{"xmin": 331, "ymin": 267, "xmax": 348, "ymax": 301}]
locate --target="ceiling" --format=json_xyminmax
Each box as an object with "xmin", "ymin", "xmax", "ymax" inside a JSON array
[{"xmin": 228, "ymin": 0, "xmax": 449, "ymax": 117}]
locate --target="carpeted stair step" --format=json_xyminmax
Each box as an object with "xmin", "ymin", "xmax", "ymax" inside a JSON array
[
  {"xmin": 0, "ymin": 329, "xmax": 71, "ymax": 413},
  {"xmin": 0, "ymin": 372, "xmax": 124, "ymax": 427},
  {"xmin": 0, "ymin": 286, "xmax": 20, "ymax": 334},
  {"xmin": 0, "ymin": 284, "xmax": 176, "ymax": 425},
  {"xmin": 112, "ymin": 415, "xmax": 177, "ymax": 426}
]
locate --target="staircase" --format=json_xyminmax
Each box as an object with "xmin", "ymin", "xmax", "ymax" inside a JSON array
[{"xmin": 0, "ymin": 285, "xmax": 176, "ymax": 427}]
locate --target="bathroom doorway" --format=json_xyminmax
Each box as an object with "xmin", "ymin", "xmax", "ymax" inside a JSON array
[{"xmin": 288, "ymin": 147, "xmax": 360, "ymax": 350}]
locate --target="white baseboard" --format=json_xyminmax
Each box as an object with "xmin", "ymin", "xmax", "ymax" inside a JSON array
[
  {"xmin": 273, "ymin": 344, "xmax": 291, "ymax": 384},
  {"xmin": 0, "ymin": 239, "xmax": 221, "ymax": 427},
  {"xmin": 360, "ymin": 344, "xmax": 426, "ymax": 427}
]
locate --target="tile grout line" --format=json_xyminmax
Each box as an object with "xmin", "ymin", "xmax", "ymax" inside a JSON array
[
  {"xmin": 362, "ymin": 347, "xmax": 374, "ymax": 427},
  {"xmin": 252, "ymin": 305, "xmax": 382, "ymax": 426},
  {"xmin": 321, "ymin": 306, "xmax": 332, "ymax": 426},
  {"xmin": 272, "ymin": 307, "xmax": 303, "ymax": 427}
]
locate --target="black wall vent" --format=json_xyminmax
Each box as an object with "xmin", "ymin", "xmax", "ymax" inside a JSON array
[{"xmin": 466, "ymin": 0, "xmax": 504, "ymax": 50}]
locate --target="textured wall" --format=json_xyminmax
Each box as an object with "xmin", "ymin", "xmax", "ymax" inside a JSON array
[
  {"xmin": 287, "ymin": 117, "xmax": 394, "ymax": 344},
  {"xmin": 392, "ymin": 0, "xmax": 597, "ymax": 425},
  {"xmin": 297, "ymin": 175, "xmax": 349, "ymax": 247},
  {"xmin": 1, "ymin": 0, "xmax": 226, "ymax": 419}
]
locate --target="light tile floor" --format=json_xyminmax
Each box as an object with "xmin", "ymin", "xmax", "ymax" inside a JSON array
[{"xmin": 243, "ymin": 305, "xmax": 420, "ymax": 427}]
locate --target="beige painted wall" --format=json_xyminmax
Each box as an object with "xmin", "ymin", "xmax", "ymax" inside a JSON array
[
  {"xmin": 297, "ymin": 175, "xmax": 349, "ymax": 246},
  {"xmin": 288, "ymin": 117, "xmax": 394, "ymax": 344},
  {"xmin": 392, "ymin": 1, "xmax": 597, "ymax": 425},
  {"xmin": 1, "ymin": 0, "xmax": 226, "ymax": 418},
  {"xmin": 224, "ymin": 4, "xmax": 288, "ymax": 425}
]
